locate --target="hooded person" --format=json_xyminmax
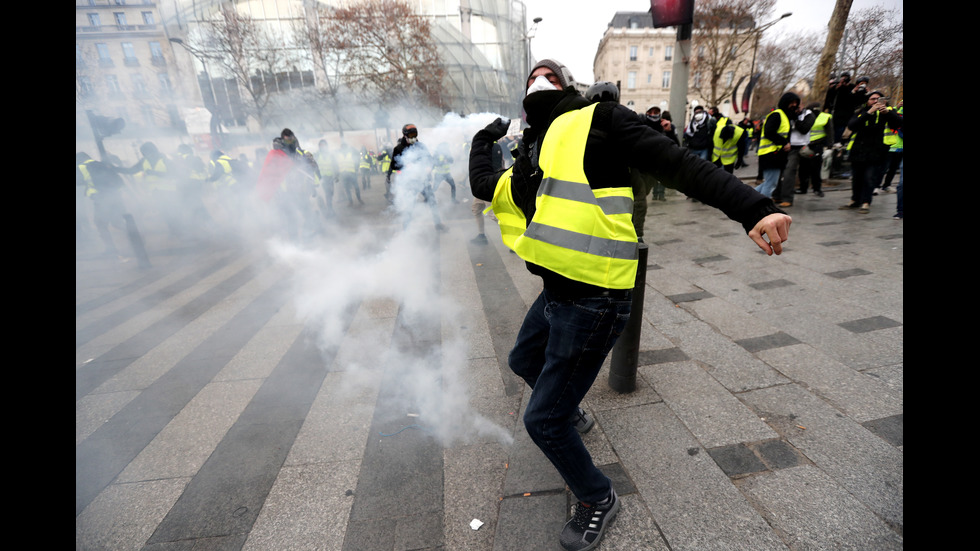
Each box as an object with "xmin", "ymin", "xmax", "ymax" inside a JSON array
[
  {"xmin": 469, "ymin": 58, "xmax": 791, "ymax": 551},
  {"xmin": 755, "ymin": 91, "xmax": 800, "ymax": 198}
]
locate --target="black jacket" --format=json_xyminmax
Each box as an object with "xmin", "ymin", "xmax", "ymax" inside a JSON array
[
  {"xmin": 847, "ymin": 107, "xmax": 902, "ymax": 163},
  {"xmin": 470, "ymin": 89, "xmax": 783, "ymax": 297}
]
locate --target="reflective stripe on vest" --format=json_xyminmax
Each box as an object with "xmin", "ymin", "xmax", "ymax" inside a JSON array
[
  {"xmin": 143, "ymin": 158, "xmax": 175, "ymax": 192},
  {"xmin": 810, "ymin": 112, "xmax": 832, "ymax": 142},
  {"xmin": 486, "ymin": 167, "xmax": 526, "ymax": 249},
  {"xmin": 434, "ymin": 155, "xmax": 452, "ymax": 174},
  {"xmin": 79, "ymin": 159, "xmax": 97, "ymax": 197},
  {"xmin": 340, "ymin": 151, "xmax": 356, "ymax": 172},
  {"xmin": 712, "ymin": 124, "xmax": 744, "ymax": 165},
  {"xmin": 212, "ymin": 156, "xmax": 236, "ymax": 188},
  {"xmin": 317, "ymin": 153, "xmax": 335, "ymax": 176},
  {"xmin": 758, "ymin": 110, "xmax": 789, "ymax": 156},
  {"xmin": 511, "ymin": 103, "xmax": 638, "ymax": 289}
]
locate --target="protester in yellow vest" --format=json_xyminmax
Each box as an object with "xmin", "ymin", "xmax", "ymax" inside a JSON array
[
  {"xmin": 121, "ymin": 142, "xmax": 185, "ymax": 237},
  {"xmin": 468, "ymin": 58, "xmax": 792, "ymax": 551},
  {"xmin": 711, "ymin": 118, "xmax": 746, "ymax": 173},
  {"xmin": 432, "ymin": 143, "xmax": 457, "ymax": 202},
  {"xmin": 756, "ymin": 92, "xmax": 798, "ymax": 198},
  {"xmin": 840, "ymin": 90, "xmax": 902, "ymax": 214},
  {"xmin": 316, "ymin": 139, "xmax": 337, "ymax": 215},
  {"xmin": 798, "ymin": 105, "xmax": 834, "ymax": 197}
]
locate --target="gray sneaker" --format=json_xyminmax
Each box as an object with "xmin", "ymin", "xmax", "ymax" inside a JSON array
[
  {"xmin": 572, "ymin": 407, "xmax": 595, "ymax": 434},
  {"xmin": 559, "ymin": 489, "xmax": 620, "ymax": 551}
]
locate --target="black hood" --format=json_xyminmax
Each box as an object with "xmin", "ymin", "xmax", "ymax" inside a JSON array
[{"xmin": 778, "ymin": 92, "xmax": 800, "ymax": 113}]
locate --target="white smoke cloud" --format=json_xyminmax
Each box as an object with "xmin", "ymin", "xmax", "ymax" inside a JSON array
[{"xmin": 267, "ymin": 111, "xmax": 514, "ymax": 447}]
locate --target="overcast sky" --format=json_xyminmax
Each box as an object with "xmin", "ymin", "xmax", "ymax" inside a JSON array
[{"xmin": 524, "ymin": 0, "xmax": 903, "ymax": 84}]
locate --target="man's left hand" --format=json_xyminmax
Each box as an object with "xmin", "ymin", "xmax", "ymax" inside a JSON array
[{"xmin": 749, "ymin": 213, "xmax": 792, "ymax": 255}]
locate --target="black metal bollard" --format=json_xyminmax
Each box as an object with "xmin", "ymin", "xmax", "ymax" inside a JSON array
[
  {"xmin": 608, "ymin": 243, "xmax": 648, "ymax": 393},
  {"xmin": 124, "ymin": 213, "xmax": 152, "ymax": 269}
]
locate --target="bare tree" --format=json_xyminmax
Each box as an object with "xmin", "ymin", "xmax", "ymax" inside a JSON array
[
  {"xmin": 324, "ymin": 0, "xmax": 448, "ymax": 112},
  {"xmin": 837, "ymin": 6, "xmax": 903, "ymax": 99},
  {"xmin": 691, "ymin": 0, "xmax": 776, "ymax": 107},
  {"xmin": 811, "ymin": 0, "xmax": 853, "ymax": 105},
  {"xmin": 293, "ymin": 2, "xmax": 350, "ymax": 135},
  {"xmin": 193, "ymin": 2, "xmax": 291, "ymax": 128}
]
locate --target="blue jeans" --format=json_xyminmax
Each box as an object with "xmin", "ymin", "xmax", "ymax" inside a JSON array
[
  {"xmin": 896, "ymin": 159, "xmax": 903, "ymax": 215},
  {"xmin": 757, "ymin": 168, "xmax": 781, "ymax": 198},
  {"xmin": 509, "ymin": 289, "xmax": 631, "ymax": 504}
]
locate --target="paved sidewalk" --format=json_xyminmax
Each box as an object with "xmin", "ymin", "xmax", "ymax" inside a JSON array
[{"xmin": 76, "ymin": 167, "xmax": 902, "ymax": 550}]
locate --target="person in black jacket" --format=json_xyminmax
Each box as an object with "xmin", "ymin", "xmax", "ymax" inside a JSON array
[
  {"xmin": 841, "ymin": 90, "xmax": 902, "ymax": 214},
  {"xmin": 386, "ymin": 124, "xmax": 447, "ymax": 231},
  {"xmin": 469, "ymin": 58, "xmax": 791, "ymax": 551}
]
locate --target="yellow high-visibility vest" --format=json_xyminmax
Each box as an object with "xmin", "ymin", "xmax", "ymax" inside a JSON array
[
  {"xmin": 142, "ymin": 158, "xmax": 175, "ymax": 192},
  {"xmin": 489, "ymin": 103, "xmax": 638, "ymax": 289},
  {"xmin": 712, "ymin": 124, "xmax": 744, "ymax": 166},
  {"xmin": 758, "ymin": 110, "xmax": 790, "ymax": 156},
  {"xmin": 78, "ymin": 159, "xmax": 97, "ymax": 197},
  {"xmin": 810, "ymin": 112, "xmax": 832, "ymax": 143},
  {"xmin": 210, "ymin": 155, "xmax": 236, "ymax": 188}
]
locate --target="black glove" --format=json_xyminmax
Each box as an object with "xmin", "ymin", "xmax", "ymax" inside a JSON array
[{"xmin": 483, "ymin": 117, "xmax": 510, "ymax": 140}]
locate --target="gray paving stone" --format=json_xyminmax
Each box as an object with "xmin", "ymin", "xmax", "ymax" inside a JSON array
[
  {"xmin": 656, "ymin": 320, "xmax": 790, "ymax": 392},
  {"xmin": 599, "ymin": 403, "xmax": 787, "ymax": 550},
  {"xmin": 739, "ymin": 384, "xmax": 903, "ymax": 531},
  {"xmin": 755, "ymin": 344, "xmax": 903, "ymax": 423},
  {"xmin": 642, "ymin": 360, "xmax": 777, "ymax": 448},
  {"xmin": 737, "ymin": 465, "xmax": 903, "ymax": 549}
]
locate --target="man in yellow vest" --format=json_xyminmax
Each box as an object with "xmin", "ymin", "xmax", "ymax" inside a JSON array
[
  {"xmin": 798, "ymin": 104, "xmax": 834, "ymax": 197},
  {"xmin": 432, "ymin": 143, "xmax": 457, "ymax": 202},
  {"xmin": 755, "ymin": 92, "xmax": 799, "ymax": 198},
  {"xmin": 711, "ymin": 117, "xmax": 746, "ymax": 174},
  {"xmin": 469, "ymin": 58, "xmax": 792, "ymax": 551},
  {"xmin": 338, "ymin": 141, "xmax": 363, "ymax": 206},
  {"xmin": 840, "ymin": 91, "xmax": 902, "ymax": 214},
  {"xmin": 121, "ymin": 142, "xmax": 185, "ymax": 237},
  {"xmin": 77, "ymin": 152, "xmax": 129, "ymax": 257},
  {"xmin": 316, "ymin": 139, "xmax": 338, "ymax": 216}
]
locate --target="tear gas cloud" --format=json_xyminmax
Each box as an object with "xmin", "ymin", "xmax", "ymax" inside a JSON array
[
  {"xmin": 78, "ymin": 93, "xmax": 512, "ymax": 448},
  {"xmin": 266, "ymin": 110, "xmax": 512, "ymax": 447}
]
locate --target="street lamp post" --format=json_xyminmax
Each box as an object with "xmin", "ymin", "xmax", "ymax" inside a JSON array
[
  {"xmin": 746, "ymin": 12, "xmax": 792, "ymax": 116},
  {"xmin": 525, "ymin": 17, "xmax": 542, "ymax": 88}
]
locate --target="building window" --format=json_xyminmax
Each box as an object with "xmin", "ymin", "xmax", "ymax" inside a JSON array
[
  {"xmin": 629, "ymin": 45, "xmax": 638, "ymax": 61},
  {"xmin": 647, "ymin": 73, "xmax": 652, "ymax": 84},
  {"xmin": 693, "ymin": 71, "xmax": 702, "ymax": 88},
  {"xmin": 106, "ymin": 75, "xmax": 122, "ymax": 94},
  {"xmin": 627, "ymin": 71, "xmax": 636, "ymax": 90},
  {"xmin": 132, "ymin": 73, "xmax": 147, "ymax": 95},
  {"xmin": 149, "ymin": 41, "xmax": 165, "ymax": 65},
  {"xmin": 649, "ymin": 47, "xmax": 654, "ymax": 57},
  {"xmin": 87, "ymin": 13, "xmax": 101, "ymax": 27},
  {"xmin": 141, "ymin": 105, "xmax": 155, "ymax": 126},
  {"xmin": 665, "ymin": 45, "xmax": 673, "ymax": 61},
  {"xmin": 76, "ymin": 44, "xmax": 85, "ymax": 65},
  {"xmin": 114, "ymin": 12, "xmax": 127, "ymax": 26},
  {"xmin": 158, "ymin": 72, "xmax": 173, "ymax": 93},
  {"xmin": 142, "ymin": 11, "xmax": 154, "ymax": 25},
  {"xmin": 122, "ymin": 42, "xmax": 138, "ymax": 66},
  {"xmin": 78, "ymin": 76, "xmax": 94, "ymax": 96},
  {"xmin": 662, "ymin": 70, "xmax": 671, "ymax": 88},
  {"xmin": 725, "ymin": 71, "xmax": 734, "ymax": 87},
  {"xmin": 96, "ymin": 43, "xmax": 113, "ymax": 67}
]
